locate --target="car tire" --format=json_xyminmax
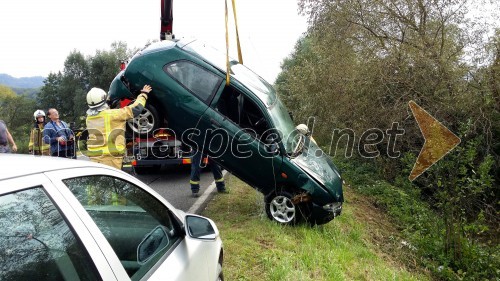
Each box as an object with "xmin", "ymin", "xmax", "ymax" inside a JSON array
[
  {"xmin": 265, "ymin": 190, "xmax": 303, "ymax": 225},
  {"xmin": 216, "ymin": 262, "xmax": 224, "ymax": 281},
  {"xmin": 127, "ymin": 103, "xmax": 161, "ymax": 137}
]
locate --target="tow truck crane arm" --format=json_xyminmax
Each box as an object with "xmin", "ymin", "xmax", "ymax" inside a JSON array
[{"xmin": 160, "ymin": 0, "xmax": 173, "ymax": 40}]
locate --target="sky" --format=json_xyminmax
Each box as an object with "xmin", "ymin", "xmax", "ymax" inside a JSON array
[{"xmin": 0, "ymin": 0, "xmax": 308, "ymax": 83}]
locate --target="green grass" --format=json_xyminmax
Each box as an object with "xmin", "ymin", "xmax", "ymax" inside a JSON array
[{"xmin": 202, "ymin": 175, "xmax": 430, "ymax": 281}]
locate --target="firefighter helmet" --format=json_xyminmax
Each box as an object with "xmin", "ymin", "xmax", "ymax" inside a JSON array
[
  {"xmin": 86, "ymin": 88, "xmax": 108, "ymax": 109},
  {"xmin": 33, "ymin": 110, "xmax": 45, "ymax": 121}
]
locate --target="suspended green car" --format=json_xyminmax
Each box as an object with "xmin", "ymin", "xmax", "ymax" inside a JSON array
[{"xmin": 108, "ymin": 38, "xmax": 343, "ymax": 225}]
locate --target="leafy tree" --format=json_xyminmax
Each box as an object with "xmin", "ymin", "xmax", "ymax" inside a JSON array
[
  {"xmin": 277, "ymin": 0, "xmax": 499, "ymax": 278},
  {"xmin": 38, "ymin": 72, "xmax": 64, "ymax": 115},
  {"xmin": 37, "ymin": 42, "xmax": 134, "ymax": 128},
  {"xmin": 89, "ymin": 41, "xmax": 132, "ymax": 91}
]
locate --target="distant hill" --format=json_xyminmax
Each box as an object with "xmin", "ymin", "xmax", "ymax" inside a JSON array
[{"xmin": 0, "ymin": 73, "xmax": 45, "ymax": 89}]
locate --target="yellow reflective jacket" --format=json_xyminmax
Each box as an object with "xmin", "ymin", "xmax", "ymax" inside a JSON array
[
  {"xmin": 29, "ymin": 123, "xmax": 50, "ymax": 155},
  {"xmin": 86, "ymin": 94, "xmax": 147, "ymax": 157}
]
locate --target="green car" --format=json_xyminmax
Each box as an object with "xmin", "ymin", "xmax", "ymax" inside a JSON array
[{"xmin": 108, "ymin": 38, "xmax": 343, "ymax": 225}]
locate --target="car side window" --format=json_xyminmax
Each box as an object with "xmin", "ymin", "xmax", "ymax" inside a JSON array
[
  {"xmin": 63, "ymin": 175, "xmax": 181, "ymax": 281},
  {"xmin": 0, "ymin": 187, "xmax": 101, "ymax": 281},
  {"xmin": 164, "ymin": 60, "xmax": 222, "ymax": 103}
]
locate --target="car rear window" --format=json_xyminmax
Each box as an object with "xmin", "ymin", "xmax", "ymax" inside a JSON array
[{"xmin": 164, "ymin": 60, "xmax": 222, "ymax": 103}]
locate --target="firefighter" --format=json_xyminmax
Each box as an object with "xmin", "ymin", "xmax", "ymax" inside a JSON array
[
  {"xmin": 85, "ymin": 85, "xmax": 152, "ymax": 169},
  {"xmin": 29, "ymin": 110, "xmax": 50, "ymax": 155}
]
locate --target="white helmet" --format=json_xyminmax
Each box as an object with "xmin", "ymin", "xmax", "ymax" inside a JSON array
[
  {"xmin": 86, "ymin": 88, "xmax": 108, "ymax": 108},
  {"xmin": 33, "ymin": 109, "xmax": 45, "ymax": 121}
]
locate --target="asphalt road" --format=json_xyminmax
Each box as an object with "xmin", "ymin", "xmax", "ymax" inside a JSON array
[{"xmin": 129, "ymin": 165, "xmax": 227, "ymax": 214}]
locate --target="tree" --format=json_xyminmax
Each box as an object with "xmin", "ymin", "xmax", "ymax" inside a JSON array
[
  {"xmin": 37, "ymin": 41, "xmax": 137, "ymax": 128},
  {"xmin": 38, "ymin": 72, "xmax": 64, "ymax": 115},
  {"xmin": 89, "ymin": 42, "xmax": 131, "ymax": 91},
  {"xmin": 277, "ymin": 0, "xmax": 499, "ymax": 278}
]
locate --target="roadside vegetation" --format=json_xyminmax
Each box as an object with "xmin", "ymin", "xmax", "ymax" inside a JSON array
[
  {"xmin": 275, "ymin": 0, "xmax": 499, "ymax": 279},
  {"xmin": 203, "ymin": 175, "xmax": 430, "ymax": 281}
]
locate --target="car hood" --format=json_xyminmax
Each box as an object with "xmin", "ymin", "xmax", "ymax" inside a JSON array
[{"xmin": 291, "ymin": 139, "xmax": 344, "ymax": 202}]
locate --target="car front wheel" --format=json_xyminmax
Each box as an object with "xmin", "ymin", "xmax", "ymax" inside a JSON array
[{"xmin": 265, "ymin": 191, "xmax": 301, "ymax": 225}]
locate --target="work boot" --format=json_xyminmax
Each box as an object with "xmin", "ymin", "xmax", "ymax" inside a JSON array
[
  {"xmin": 217, "ymin": 188, "xmax": 228, "ymax": 193},
  {"xmin": 191, "ymin": 189, "xmax": 200, "ymax": 198},
  {"xmin": 190, "ymin": 179, "xmax": 200, "ymax": 198}
]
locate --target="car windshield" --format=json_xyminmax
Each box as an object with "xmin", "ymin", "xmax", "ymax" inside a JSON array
[
  {"xmin": 181, "ymin": 40, "xmax": 277, "ymax": 106},
  {"xmin": 268, "ymin": 99, "xmax": 296, "ymax": 154}
]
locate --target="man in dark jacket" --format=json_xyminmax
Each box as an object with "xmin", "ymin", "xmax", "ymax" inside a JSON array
[{"xmin": 43, "ymin": 108, "xmax": 75, "ymax": 158}]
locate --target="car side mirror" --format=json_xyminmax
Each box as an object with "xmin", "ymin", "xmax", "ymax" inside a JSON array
[
  {"xmin": 137, "ymin": 226, "xmax": 170, "ymax": 264},
  {"xmin": 185, "ymin": 215, "xmax": 218, "ymax": 240}
]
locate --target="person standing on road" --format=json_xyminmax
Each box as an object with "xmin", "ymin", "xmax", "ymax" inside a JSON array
[
  {"xmin": 85, "ymin": 84, "xmax": 152, "ymax": 169},
  {"xmin": 29, "ymin": 110, "xmax": 50, "ymax": 156},
  {"xmin": 190, "ymin": 150, "xmax": 226, "ymax": 197},
  {"xmin": 43, "ymin": 108, "xmax": 75, "ymax": 158},
  {"xmin": 0, "ymin": 120, "xmax": 17, "ymax": 153}
]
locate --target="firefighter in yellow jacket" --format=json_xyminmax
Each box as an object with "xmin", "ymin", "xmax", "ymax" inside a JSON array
[
  {"xmin": 29, "ymin": 110, "xmax": 50, "ymax": 155},
  {"xmin": 85, "ymin": 85, "xmax": 152, "ymax": 169}
]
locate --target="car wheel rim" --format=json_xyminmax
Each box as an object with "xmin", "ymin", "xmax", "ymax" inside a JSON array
[
  {"xmin": 128, "ymin": 109, "xmax": 155, "ymax": 134},
  {"xmin": 269, "ymin": 195, "xmax": 295, "ymax": 223}
]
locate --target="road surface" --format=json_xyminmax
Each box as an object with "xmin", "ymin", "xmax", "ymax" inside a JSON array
[{"xmin": 130, "ymin": 165, "xmax": 227, "ymax": 214}]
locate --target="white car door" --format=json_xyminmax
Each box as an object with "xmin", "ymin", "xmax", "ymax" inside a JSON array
[{"xmin": 46, "ymin": 167, "xmax": 221, "ymax": 281}]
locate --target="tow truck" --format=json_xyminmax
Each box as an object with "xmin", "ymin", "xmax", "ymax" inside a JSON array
[{"xmin": 120, "ymin": 0, "xmax": 209, "ymax": 174}]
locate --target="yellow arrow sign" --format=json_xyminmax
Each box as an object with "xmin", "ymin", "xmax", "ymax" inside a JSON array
[{"xmin": 408, "ymin": 101, "xmax": 461, "ymax": 181}]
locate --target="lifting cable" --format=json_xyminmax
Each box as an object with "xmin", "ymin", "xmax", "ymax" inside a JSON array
[{"xmin": 225, "ymin": 0, "xmax": 243, "ymax": 85}]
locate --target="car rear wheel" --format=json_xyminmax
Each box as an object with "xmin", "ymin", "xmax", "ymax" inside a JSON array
[{"xmin": 127, "ymin": 103, "xmax": 161, "ymax": 136}]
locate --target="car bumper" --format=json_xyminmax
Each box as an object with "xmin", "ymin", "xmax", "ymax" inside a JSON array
[{"xmin": 309, "ymin": 202, "xmax": 343, "ymax": 225}]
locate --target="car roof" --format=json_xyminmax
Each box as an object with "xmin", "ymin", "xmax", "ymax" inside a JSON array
[{"xmin": 0, "ymin": 154, "xmax": 113, "ymax": 180}]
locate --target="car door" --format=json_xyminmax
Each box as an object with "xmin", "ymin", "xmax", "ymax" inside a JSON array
[
  {"xmin": 195, "ymin": 84, "xmax": 283, "ymax": 192},
  {"xmin": 0, "ymin": 174, "xmax": 114, "ymax": 281},
  {"xmin": 161, "ymin": 60, "xmax": 224, "ymax": 139},
  {"xmin": 47, "ymin": 167, "xmax": 220, "ymax": 281}
]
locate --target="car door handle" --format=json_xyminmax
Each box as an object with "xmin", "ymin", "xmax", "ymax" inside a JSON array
[{"xmin": 210, "ymin": 118, "xmax": 221, "ymax": 128}]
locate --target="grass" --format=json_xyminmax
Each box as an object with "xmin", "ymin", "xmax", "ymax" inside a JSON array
[{"xmin": 201, "ymin": 175, "xmax": 431, "ymax": 281}]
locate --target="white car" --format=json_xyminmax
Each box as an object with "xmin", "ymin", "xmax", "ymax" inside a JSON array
[{"xmin": 0, "ymin": 155, "xmax": 224, "ymax": 281}]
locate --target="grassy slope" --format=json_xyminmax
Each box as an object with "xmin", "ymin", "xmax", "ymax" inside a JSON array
[{"xmin": 202, "ymin": 175, "xmax": 431, "ymax": 281}]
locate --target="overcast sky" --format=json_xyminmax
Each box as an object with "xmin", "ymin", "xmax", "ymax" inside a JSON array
[{"xmin": 0, "ymin": 0, "xmax": 308, "ymax": 83}]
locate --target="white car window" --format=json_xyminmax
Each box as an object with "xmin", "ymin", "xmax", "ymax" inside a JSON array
[
  {"xmin": 0, "ymin": 187, "xmax": 101, "ymax": 281},
  {"xmin": 63, "ymin": 175, "xmax": 181, "ymax": 281}
]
